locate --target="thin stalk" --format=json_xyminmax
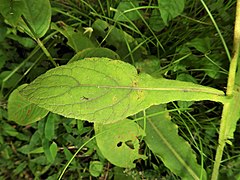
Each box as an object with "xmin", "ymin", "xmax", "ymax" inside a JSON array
[
  {"xmin": 21, "ymin": 15, "xmax": 58, "ymax": 67},
  {"xmin": 226, "ymin": 1, "xmax": 240, "ymax": 96},
  {"xmin": 211, "ymin": 1, "xmax": 240, "ymax": 179},
  {"xmin": 58, "ymin": 136, "xmax": 95, "ymax": 180},
  {"xmin": 1, "ymin": 31, "xmax": 58, "ymax": 98},
  {"xmin": 200, "ymin": 0, "xmax": 231, "ymax": 62},
  {"xmin": 36, "ymin": 38, "xmax": 58, "ymax": 67}
]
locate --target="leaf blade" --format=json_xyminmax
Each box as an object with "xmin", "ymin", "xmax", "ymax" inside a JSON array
[
  {"xmin": 20, "ymin": 0, "xmax": 51, "ymax": 38},
  {"xmin": 138, "ymin": 106, "xmax": 207, "ymax": 179},
  {"xmin": 8, "ymin": 84, "xmax": 49, "ymax": 125},
  {"xmin": 95, "ymin": 119, "xmax": 146, "ymax": 168},
  {"xmin": 20, "ymin": 58, "xmax": 226, "ymax": 124}
]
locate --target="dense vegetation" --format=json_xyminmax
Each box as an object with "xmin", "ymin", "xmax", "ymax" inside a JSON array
[{"xmin": 0, "ymin": 0, "xmax": 239, "ymax": 179}]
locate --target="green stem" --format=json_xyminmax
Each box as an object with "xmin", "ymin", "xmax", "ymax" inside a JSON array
[
  {"xmin": 200, "ymin": 0, "xmax": 231, "ymax": 62},
  {"xmin": 36, "ymin": 38, "xmax": 58, "ymax": 67},
  {"xmin": 211, "ymin": 1, "xmax": 240, "ymax": 179},
  {"xmin": 211, "ymin": 103, "xmax": 230, "ymax": 180},
  {"xmin": 58, "ymin": 136, "xmax": 95, "ymax": 180},
  {"xmin": 226, "ymin": 1, "xmax": 240, "ymax": 96}
]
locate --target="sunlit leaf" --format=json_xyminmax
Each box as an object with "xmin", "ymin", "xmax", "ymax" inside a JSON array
[
  {"xmin": 20, "ymin": 58, "xmax": 226, "ymax": 124},
  {"xmin": 95, "ymin": 119, "xmax": 146, "ymax": 168}
]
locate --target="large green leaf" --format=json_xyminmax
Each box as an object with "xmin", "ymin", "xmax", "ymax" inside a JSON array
[
  {"xmin": 138, "ymin": 106, "xmax": 207, "ymax": 179},
  {"xmin": 8, "ymin": 84, "xmax": 49, "ymax": 125},
  {"xmin": 20, "ymin": 58, "xmax": 226, "ymax": 124},
  {"xmin": 95, "ymin": 119, "xmax": 146, "ymax": 168}
]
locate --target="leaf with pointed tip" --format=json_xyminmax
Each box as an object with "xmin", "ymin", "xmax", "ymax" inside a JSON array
[
  {"xmin": 20, "ymin": 58, "xmax": 226, "ymax": 124},
  {"xmin": 138, "ymin": 105, "xmax": 207, "ymax": 179}
]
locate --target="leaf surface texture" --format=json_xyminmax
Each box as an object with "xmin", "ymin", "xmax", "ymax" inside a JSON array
[{"xmin": 21, "ymin": 58, "xmax": 225, "ymax": 123}]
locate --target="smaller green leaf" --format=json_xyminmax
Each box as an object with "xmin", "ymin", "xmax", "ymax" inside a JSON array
[
  {"xmin": 7, "ymin": 34, "xmax": 36, "ymax": 48},
  {"xmin": 2, "ymin": 122, "xmax": 19, "ymax": 137},
  {"xmin": 0, "ymin": 0, "xmax": 25, "ymax": 26},
  {"xmin": 158, "ymin": 0, "xmax": 185, "ymax": 25},
  {"xmin": 149, "ymin": 9, "xmax": 165, "ymax": 32},
  {"xmin": 29, "ymin": 147, "xmax": 44, "ymax": 154},
  {"xmin": 201, "ymin": 55, "xmax": 222, "ymax": 79},
  {"xmin": 186, "ymin": 37, "xmax": 211, "ymax": 54},
  {"xmin": 8, "ymin": 84, "xmax": 49, "ymax": 125},
  {"xmin": 50, "ymin": 142, "xmax": 58, "ymax": 161},
  {"xmin": 69, "ymin": 48, "xmax": 120, "ymax": 63},
  {"xmin": 13, "ymin": 162, "xmax": 27, "ymax": 176},
  {"xmin": 63, "ymin": 146, "xmax": 78, "ymax": 167},
  {"xmin": 138, "ymin": 105, "xmax": 207, "ymax": 179},
  {"xmin": 135, "ymin": 57, "xmax": 162, "ymax": 78},
  {"xmin": 89, "ymin": 161, "xmax": 104, "ymax": 177},
  {"xmin": 51, "ymin": 23, "xmax": 96, "ymax": 52},
  {"xmin": 19, "ymin": 0, "xmax": 52, "ymax": 38},
  {"xmin": 43, "ymin": 139, "xmax": 57, "ymax": 163},
  {"xmin": 17, "ymin": 145, "xmax": 31, "ymax": 154},
  {"xmin": 114, "ymin": 1, "xmax": 141, "ymax": 22},
  {"xmin": 95, "ymin": 119, "xmax": 146, "ymax": 168},
  {"xmin": 44, "ymin": 113, "xmax": 57, "ymax": 141},
  {"xmin": 30, "ymin": 131, "xmax": 41, "ymax": 146}
]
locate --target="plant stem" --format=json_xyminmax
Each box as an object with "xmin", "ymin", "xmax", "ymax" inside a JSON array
[
  {"xmin": 226, "ymin": 0, "xmax": 240, "ymax": 96},
  {"xmin": 211, "ymin": 103, "xmax": 230, "ymax": 180},
  {"xmin": 200, "ymin": 0, "xmax": 231, "ymax": 62},
  {"xmin": 36, "ymin": 38, "xmax": 58, "ymax": 67},
  {"xmin": 211, "ymin": 1, "xmax": 240, "ymax": 179}
]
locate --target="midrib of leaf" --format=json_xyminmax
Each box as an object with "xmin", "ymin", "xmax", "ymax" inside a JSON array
[
  {"xmin": 70, "ymin": 84, "xmax": 225, "ymax": 94},
  {"xmin": 36, "ymin": 83, "xmax": 225, "ymax": 95},
  {"xmin": 148, "ymin": 119, "xmax": 201, "ymax": 180}
]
